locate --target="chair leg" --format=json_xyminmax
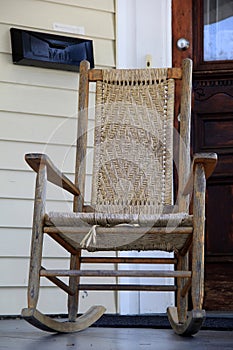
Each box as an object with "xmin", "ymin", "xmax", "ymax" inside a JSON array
[
  {"xmin": 22, "ymin": 166, "xmax": 106, "ymax": 333},
  {"xmin": 27, "ymin": 227, "xmax": 44, "ymax": 309},
  {"xmin": 176, "ymin": 253, "xmax": 189, "ymax": 323},
  {"xmin": 27, "ymin": 165, "xmax": 47, "ymax": 309},
  {"xmin": 68, "ymin": 251, "xmax": 82, "ymax": 321},
  {"xmin": 23, "ymin": 244, "xmax": 106, "ymax": 333},
  {"xmin": 167, "ymin": 164, "xmax": 206, "ymax": 336},
  {"xmin": 191, "ymin": 163, "xmax": 206, "ymax": 312}
]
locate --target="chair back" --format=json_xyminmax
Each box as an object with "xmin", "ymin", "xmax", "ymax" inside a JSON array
[{"xmin": 74, "ymin": 60, "xmax": 192, "ymax": 214}]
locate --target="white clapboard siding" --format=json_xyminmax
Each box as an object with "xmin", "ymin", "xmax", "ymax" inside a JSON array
[
  {"xmin": 0, "ymin": 0, "xmax": 116, "ymax": 315},
  {"xmin": 0, "ymin": 228, "xmax": 70, "ymax": 257},
  {"xmin": 0, "ymin": 51, "xmax": 111, "ymax": 94},
  {"xmin": 0, "ymin": 169, "xmax": 75, "ymax": 200},
  {"xmin": 0, "ymin": 83, "xmax": 78, "ymax": 117},
  {"xmin": 0, "ymin": 169, "xmax": 93, "ymax": 204},
  {"xmin": 0, "ymin": 198, "xmax": 74, "ymax": 228},
  {"xmin": 0, "ymin": 140, "xmax": 95, "ymax": 177},
  {"xmin": 94, "ymin": 38, "xmax": 115, "ymax": 67},
  {"xmin": 0, "ymin": 141, "xmax": 76, "ymax": 172},
  {"xmin": 0, "ymin": 0, "xmax": 115, "ymax": 40},
  {"xmin": 0, "ymin": 112, "xmax": 78, "ymax": 146},
  {"xmin": 0, "ymin": 112, "xmax": 95, "ymax": 148},
  {"xmin": 40, "ymin": 0, "xmax": 115, "ymax": 13},
  {"xmin": 0, "ymin": 52, "xmax": 80, "ymax": 90}
]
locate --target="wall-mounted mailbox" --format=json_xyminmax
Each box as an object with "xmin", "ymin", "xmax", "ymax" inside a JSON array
[{"xmin": 10, "ymin": 28, "xmax": 94, "ymax": 72}]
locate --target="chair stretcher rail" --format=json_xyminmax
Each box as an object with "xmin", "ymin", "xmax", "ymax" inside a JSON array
[{"xmin": 40, "ymin": 269, "xmax": 191, "ymax": 278}]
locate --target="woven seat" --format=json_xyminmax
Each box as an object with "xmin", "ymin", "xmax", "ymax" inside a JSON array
[
  {"xmin": 44, "ymin": 211, "xmax": 193, "ymax": 252},
  {"xmin": 22, "ymin": 59, "xmax": 217, "ymax": 335}
]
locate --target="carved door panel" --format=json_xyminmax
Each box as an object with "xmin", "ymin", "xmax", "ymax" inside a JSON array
[{"xmin": 172, "ymin": 0, "xmax": 233, "ymax": 310}]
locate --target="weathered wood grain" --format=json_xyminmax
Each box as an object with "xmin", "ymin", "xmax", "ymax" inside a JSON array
[
  {"xmin": 177, "ymin": 253, "xmax": 189, "ymax": 323},
  {"xmin": 183, "ymin": 153, "xmax": 217, "ymax": 195},
  {"xmin": 77, "ymin": 284, "xmax": 177, "ymax": 291},
  {"xmin": 28, "ymin": 164, "xmax": 47, "ymax": 309},
  {"xmin": 88, "ymin": 67, "xmax": 182, "ymax": 82},
  {"xmin": 192, "ymin": 163, "xmax": 206, "ymax": 310},
  {"xmin": 25, "ymin": 153, "xmax": 80, "ymax": 196},
  {"xmin": 40, "ymin": 269, "xmax": 191, "ymax": 278},
  {"xmin": 22, "ymin": 306, "xmax": 106, "ymax": 333},
  {"xmin": 68, "ymin": 252, "xmax": 81, "ymax": 322},
  {"xmin": 23, "ymin": 58, "xmax": 217, "ymax": 335},
  {"xmin": 74, "ymin": 60, "xmax": 90, "ymax": 212},
  {"xmin": 80, "ymin": 257, "xmax": 177, "ymax": 264},
  {"xmin": 178, "ymin": 58, "xmax": 192, "ymax": 212}
]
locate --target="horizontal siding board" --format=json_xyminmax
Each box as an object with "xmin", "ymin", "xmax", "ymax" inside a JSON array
[
  {"xmin": 0, "ymin": 195, "xmax": 100, "ymax": 228},
  {"xmin": 0, "ymin": 198, "xmax": 73, "ymax": 228},
  {"xmin": 40, "ymin": 0, "xmax": 115, "ymax": 13},
  {"xmin": 0, "ymin": 228, "xmax": 31, "ymax": 257},
  {"xmin": 0, "ymin": 111, "xmax": 95, "ymax": 148},
  {"xmin": 0, "ymin": 140, "xmax": 95, "ymax": 177},
  {"xmin": 0, "ymin": 0, "xmax": 115, "ymax": 40},
  {"xmin": 0, "ymin": 258, "xmax": 69, "ymax": 287},
  {"xmin": 0, "ymin": 112, "xmax": 77, "ymax": 146},
  {"xmin": 0, "ymin": 169, "xmax": 74, "ymax": 201},
  {"xmin": 0, "ymin": 198, "xmax": 34, "ymax": 228},
  {"xmin": 0, "ymin": 83, "xmax": 78, "ymax": 117},
  {"xmin": 0, "ymin": 53, "xmax": 80, "ymax": 90},
  {"xmin": 93, "ymin": 38, "xmax": 115, "ymax": 67},
  {"xmin": 0, "ymin": 228, "xmax": 70, "ymax": 257},
  {"xmin": 0, "ymin": 169, "xmax": 93, "ymax": 202},
  {"xmin": 0, "ymin": 140, "xmax": 76, "ymax": 172}
]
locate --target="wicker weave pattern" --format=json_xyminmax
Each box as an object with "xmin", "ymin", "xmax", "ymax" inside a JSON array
[{"xmin": 91, "ymin": 68, "xmax": 175, "ymax": 215}]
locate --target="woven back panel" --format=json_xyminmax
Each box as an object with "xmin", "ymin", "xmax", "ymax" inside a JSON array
[{"xmin": 91, "ymin": 68, "xmax": 175, "ymax": 215}]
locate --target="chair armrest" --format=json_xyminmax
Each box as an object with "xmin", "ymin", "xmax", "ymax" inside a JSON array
[
  {"xmin": 25, "ymin": 153, "xmax": 80, "ymax": 196},
  {"xmin": 183, "ymin": 153, "xmax": 217, "ymax": 195}
]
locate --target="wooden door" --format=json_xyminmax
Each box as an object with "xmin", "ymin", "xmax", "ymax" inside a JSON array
[{"xmin": 172, "ymin": 0, "xmax": 233, "ymax": 311}]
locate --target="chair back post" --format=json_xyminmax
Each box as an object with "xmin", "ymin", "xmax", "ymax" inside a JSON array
[
  {"xmin": 74, "ymin": 60, "xmax": 90, "ymax": 212},
  {"xmin": 178, "ymin": 58, "xmax": 193, "ymax": 212}
]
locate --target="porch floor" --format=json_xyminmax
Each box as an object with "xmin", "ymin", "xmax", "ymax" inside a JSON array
[{"xmin": 0, "ymin": 317, "xmax": 232, "ymax": 350}]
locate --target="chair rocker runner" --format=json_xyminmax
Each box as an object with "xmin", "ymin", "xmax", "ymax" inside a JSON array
[{"xmin": 22, "ymin": 58, "xmax": 217, "ymax": 335}]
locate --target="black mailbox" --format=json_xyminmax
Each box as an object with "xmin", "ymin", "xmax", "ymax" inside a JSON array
[{"xmin": 10, "ymin": 28, "xmax": 94, "ymax": 72}]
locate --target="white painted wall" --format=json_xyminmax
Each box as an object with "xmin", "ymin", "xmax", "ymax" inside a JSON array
[{"xmin": 116, "ymin": 0, "xmax": 174, "ymax": 315}]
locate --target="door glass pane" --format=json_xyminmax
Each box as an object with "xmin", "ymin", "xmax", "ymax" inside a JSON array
[{"xmin": 204, "ymin": 0, "xmax": 233, "ymax": 61}]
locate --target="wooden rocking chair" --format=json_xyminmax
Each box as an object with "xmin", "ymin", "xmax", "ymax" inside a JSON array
[{"xmin": 22, "ymin": 59, "xmax": 217, "ymax": 335}]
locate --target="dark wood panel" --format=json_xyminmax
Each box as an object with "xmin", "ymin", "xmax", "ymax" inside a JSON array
[
  {"xmin": 195, "ymin": 114, "xmax": 233, "ymax": 152},
  {"xmin": 193, "ymin": 79, "xmax": 233, "ymax": 311},
  {"xmin": 213, "ymin": 155, "xmax": 233, "ymax": 177},
  {"xmin": 206, "ymin": 182, "xmax": 233, "ymax": 255},
  {"xmin": 204, "ymin": 263, "xmax": 233, "ymax": 310},
  {"xmin": 194, "ymin": 82, "xmax": 233, "ymax": 113},
  {"xmin": 204, "ymin": 119, "xmax": 233, "ymax": 149}
]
